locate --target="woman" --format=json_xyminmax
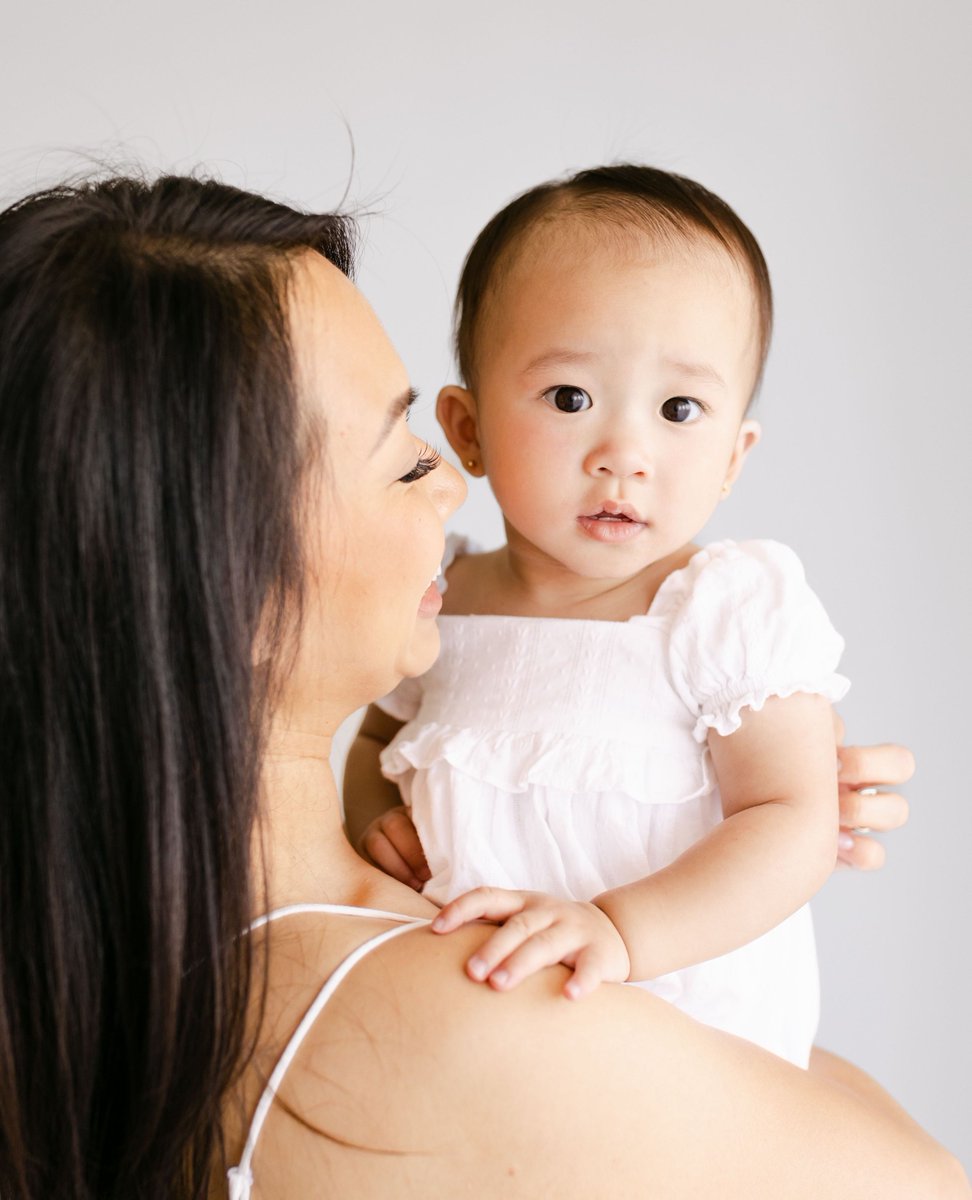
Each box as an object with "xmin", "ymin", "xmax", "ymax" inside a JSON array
[{"xmin": 0, "ymin": 174, "xmax": 964, "ymax": 1200}]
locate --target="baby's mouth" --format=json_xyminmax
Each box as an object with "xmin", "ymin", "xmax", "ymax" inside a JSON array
[
  {"xmin": 588, "ymin": 509, "xmax": 634, "ymax": 522},
  {"xmin": 577, "ymin": 502, "xmax": 648, "ymax": 542},
  {"xmin": 581, "ymin": 500, "xmax": 646, "ymax": 524}
]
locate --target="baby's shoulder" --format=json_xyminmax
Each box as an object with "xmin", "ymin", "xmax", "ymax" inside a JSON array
[
  {"xmin": 440, "ymin": 532, "xmax": 503, "ymax": 616},
  {"xmin": 652, "ymin": 538, "xmax": 807, "ymax": 621},
  {"xmin": 653, "ymin": 539, "xmax": 847, "ymax": 737}
]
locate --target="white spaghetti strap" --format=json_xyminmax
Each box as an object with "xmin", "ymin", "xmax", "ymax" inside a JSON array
[
  {"xmin": 226, "ymin": 905, "xmax": 429, "ymax": 1200},
  {"xmin": 247, "ymin": 901, "xmax": 427, "ymax": 932}
]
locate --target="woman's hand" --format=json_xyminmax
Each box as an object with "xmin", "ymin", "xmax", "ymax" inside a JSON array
[
  {"xmin": 834, "ymin": 715, "xmax": 914, "ymax": 870},
  {"xmin": 358, "ymin": 805, "xmax": 430, "ymax": 892},
  {"xmin": 432, "ymin": 887, "xmax": 631, "ymax": 999}
]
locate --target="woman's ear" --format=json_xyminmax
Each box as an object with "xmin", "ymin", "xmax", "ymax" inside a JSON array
[
  {"xmin": 721, "ymin": 418, "xmax": 761, "ymax": 499},
  {"xmin": 437, "ymin": 385, "xmax": 485, "ymax": 476}
]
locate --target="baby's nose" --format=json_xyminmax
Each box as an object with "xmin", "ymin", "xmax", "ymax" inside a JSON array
[{"xmin": 583, "ymin": 439, "xmax": 652, "ymax": 480}]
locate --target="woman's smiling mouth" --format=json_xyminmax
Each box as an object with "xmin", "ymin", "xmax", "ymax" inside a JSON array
[{"xmin": 418, "ymin": 566, "xmax": 443, "ymax": 617}]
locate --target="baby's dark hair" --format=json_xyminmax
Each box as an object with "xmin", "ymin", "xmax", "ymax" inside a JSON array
[{"xmin": 454, "ymin": 163, "xmax": 773, "ymax": 398}]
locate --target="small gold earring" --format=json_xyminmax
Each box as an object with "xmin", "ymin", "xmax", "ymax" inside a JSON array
[
  {"xmin": 721, "ymin": 482, "xmax": 731, "ymax": 495},
  {"xmin": 465, "ymin": 459, "xmax": 477, "ymax": 470}
]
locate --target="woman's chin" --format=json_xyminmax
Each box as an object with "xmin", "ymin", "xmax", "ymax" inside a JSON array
[{"xmin": 396, "ymin": 622, "xmax": 441, "ymax": 682}]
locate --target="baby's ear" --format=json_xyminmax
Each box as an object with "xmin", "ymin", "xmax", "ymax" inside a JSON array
[
  {"xmin": 722, "ymin": 418, "xmax": 761, "ymax": 494},
  {"xmin": 437, "ymin": 386, "xmax": 485, "ymax": 477}
]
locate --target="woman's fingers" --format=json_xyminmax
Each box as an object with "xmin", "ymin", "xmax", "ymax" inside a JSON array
[
  {"xmin": 837, "ymin": 743, "xmax": 916, "ymax": 789},
  {"xmin": 839, "ymin": 787, "xmax": 910, "ymax": 833},
  {"xmin": 835, "ymin": 785, "xmax": 909, "ymax": 870},
  {"xmin": 836, "ymin": 831, "xmax": 887, "ymax": 871},
  {"xmin": 830, "ymin": 740, "xmax": 914, "ymax": 872}
]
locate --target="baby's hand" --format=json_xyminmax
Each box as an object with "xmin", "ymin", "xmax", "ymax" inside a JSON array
[
  {"xmin": 358, "ymin": 805, "xmax": 430, "ymax": 892},
  {"xmin": 431, "ymin": 887, "xmax": 631, "ymax": 1000}
]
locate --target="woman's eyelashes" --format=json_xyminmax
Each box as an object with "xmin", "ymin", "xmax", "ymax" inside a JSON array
[
  {"xmin": 399, "ymin": 444, "xmax": 441, "ymax": 483},
  {"xmin": 542, "ymin": 384, "xmax": 593, "ymax": 413}
]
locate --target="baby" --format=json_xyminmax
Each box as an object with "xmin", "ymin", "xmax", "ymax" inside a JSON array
[{"xmin": 345, "ymin": 164, "xmax": 849, "ymax": 1067}]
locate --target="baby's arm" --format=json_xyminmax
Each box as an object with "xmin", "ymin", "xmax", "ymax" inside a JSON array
[
  {"xmin": 434, "ymin": 690, "xmax": 837, "ymax": 997},
  {"xmin": 343, "ymin": 704, "xmax": 430, "ymax": 890},
  {"xmin": 595, "ymin": 690, "xmax": 837, "ymax": 981}
]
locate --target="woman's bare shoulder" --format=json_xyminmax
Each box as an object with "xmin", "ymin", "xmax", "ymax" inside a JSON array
[
  {"xmin": 264, "ymin": 923, "xmax": 967, "ymax": 1200},
  {"xmin": 261, "ymin": 923, "xmax": 682, "ymax": 1195}
]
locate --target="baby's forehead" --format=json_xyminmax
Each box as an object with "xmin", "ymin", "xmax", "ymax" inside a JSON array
[
  {"xmin": 505, "ymin": 211, "xmax": 750, "ymax": 291},
  {"xmin": 479, "ymin": 212, "xmax": 764, "ymax": 390}
]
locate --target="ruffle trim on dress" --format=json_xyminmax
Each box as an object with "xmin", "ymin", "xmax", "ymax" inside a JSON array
[
  {"xmin": 693, "ymin": 673, "xmax": 851, "ymax": 743},
  {"xmin": 380, "ymin": 722, "xmax": 712, "ymax": 806}
]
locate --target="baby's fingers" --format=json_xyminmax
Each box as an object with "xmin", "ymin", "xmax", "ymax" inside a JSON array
[
  {"xmin": 362, "ymin": 828, "xmax": 424, "ymax": 891},
  {"xmin": 470, "ymin": 919, "xmax": 574, "ymax": 990},
  {"xmin": 564, "ymin": 945, "xmax": 615, "ymax": 1001},
  {"xmin": 379, "ymin": 807, "xmax": 431, "ymax": 882},
  {"xmin": 432, "ymin": 886, "xmax": 530, "ymax": 934}
]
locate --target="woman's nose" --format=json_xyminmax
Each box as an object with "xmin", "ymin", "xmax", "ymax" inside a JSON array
[{"xmin": 431, "ymin": 456, "xmax": 467, "ymax": 518}]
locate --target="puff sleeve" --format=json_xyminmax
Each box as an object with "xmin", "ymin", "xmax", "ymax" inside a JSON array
[{"xmin": 661, "ymin": 540, "xmax": 850, "ymax": 743}]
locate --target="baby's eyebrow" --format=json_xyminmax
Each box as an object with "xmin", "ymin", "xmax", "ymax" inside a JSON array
[
  {"xmin": 520, "ymin": 348, "xmax": 598, "ymax": 376},
  {"xmin": 662, "ymin": 358, "xmax": 728, "ymax": 391},
  {"xmin": 521, "ymin": 349, "xmax": 728, "ymax": 393}
]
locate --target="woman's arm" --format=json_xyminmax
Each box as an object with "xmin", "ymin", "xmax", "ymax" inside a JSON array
[{"xmin": 342, "ymin": 704, "xmax": 429, "ymax": 889}]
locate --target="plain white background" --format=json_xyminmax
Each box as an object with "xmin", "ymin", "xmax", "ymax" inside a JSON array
[{"xmin": 3, "ymin": 0, "xmax": 969, "ymax": 1169}]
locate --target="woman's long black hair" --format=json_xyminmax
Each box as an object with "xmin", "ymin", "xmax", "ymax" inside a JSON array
[{"xmin": 0, "ymin": 173, "xmax": 353, "ymax": 1198}]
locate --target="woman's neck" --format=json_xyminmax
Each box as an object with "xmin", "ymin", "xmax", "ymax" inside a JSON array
[{"xmin": 255, "ymin": 723, "xmax": 432, "ymax": 918}]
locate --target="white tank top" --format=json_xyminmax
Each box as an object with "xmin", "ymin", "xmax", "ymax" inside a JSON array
[{"xmin": 226, "ymin": 903, "xmax": 431, "ymax": 1200}]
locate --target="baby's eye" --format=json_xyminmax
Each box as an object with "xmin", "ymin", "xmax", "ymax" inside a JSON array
[
  {"xmin": 543, "ymin": 385, "xmax": 593, "ymax": 413},
  {"xmin": 660, "ymin": 396, "xmax": 704, "ymax": 424}
]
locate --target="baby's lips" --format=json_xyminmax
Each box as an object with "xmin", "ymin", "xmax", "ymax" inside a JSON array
[{"xmin": 581, "ymin": 499, "xmax": 646, "ymax": 523}]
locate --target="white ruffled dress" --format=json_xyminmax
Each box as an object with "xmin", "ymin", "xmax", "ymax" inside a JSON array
[{"xmin": 378, "ymin": 536, "xmax": 850, "ymax": 1066}]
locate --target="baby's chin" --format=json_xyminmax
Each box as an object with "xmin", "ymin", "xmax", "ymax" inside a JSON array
[
  {"xmin": 508, "ymin": 520, "xmax": 691, "ymax": 585},
  {"xmin": 561, "ymin": 534, "xmax": 680, "ymax": 576}
]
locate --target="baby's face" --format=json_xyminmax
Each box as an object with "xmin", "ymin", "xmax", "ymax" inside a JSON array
[{"xmin": 467, "ymin": 225, "xmax": 762, "ymax": 582}]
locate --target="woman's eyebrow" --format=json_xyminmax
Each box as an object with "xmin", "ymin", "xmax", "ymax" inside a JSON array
[{"xmin": 372, "ymin": 387, "xmax": 418, "ymax": 452}]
